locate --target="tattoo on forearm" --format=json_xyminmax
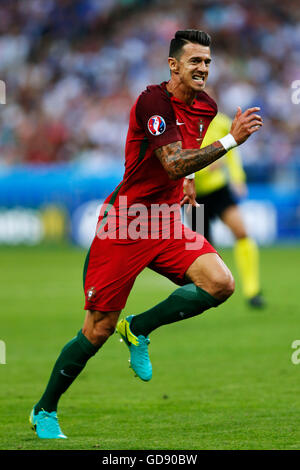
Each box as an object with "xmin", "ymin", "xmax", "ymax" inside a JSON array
[{"xmin": 155, "ymin": 140, "xmax": 227, "ymax": 180}]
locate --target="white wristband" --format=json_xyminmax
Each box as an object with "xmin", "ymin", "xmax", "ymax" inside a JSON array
[
  {"xmin": 185, "ymin": 173, "xmax": 195, "ymax": 179},
  {"xmin": 219, "ymin": 133, "xmax": 237, "ymax": 151}
]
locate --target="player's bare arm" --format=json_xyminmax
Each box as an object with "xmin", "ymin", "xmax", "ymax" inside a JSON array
[{"xmin": 155, "ymin": 106, "xmax": 263, "ymax": 180}]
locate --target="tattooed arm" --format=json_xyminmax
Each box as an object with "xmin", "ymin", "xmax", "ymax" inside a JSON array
[
  {"xmin": 155, "ymin": 106, "xmax": 263, "ymax": 181},
  {"xmin": 155, "ymin": 140, "xmax": 226, "ymax": 180}
]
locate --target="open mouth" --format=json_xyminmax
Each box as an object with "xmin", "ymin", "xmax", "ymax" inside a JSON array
[{"xmin": 192, "ymin": 75, "xmax": 205, "ymax": 85}]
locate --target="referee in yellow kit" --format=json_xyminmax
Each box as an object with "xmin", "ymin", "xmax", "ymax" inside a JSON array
[{"xmin": 192, "ymin": 111, "xmax": 265, "ymax": 308}]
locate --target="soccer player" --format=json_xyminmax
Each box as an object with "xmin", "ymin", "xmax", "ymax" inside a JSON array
[
  {"xmin": 30, "ymin": 30, "xmax": 263, "ymax": 439},
  {"xmin": 191, "ymin": 111, "xmax": 265, "ymax": 308}
]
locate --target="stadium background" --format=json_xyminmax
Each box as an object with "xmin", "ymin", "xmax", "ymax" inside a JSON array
[
  {"xmin": 0, "ymin": 0, "xmax": 299, "ymax": 247},
  {"xmin": 1, "ymin": 0, "xmax": 300, "ymax": 451}
]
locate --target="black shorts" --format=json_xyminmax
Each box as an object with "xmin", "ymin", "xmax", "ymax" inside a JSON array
[
  {"xmin": 196, "ymin": 184, "xmax": 237, "ymax": 218},
  {"xmin": 189, "ymin": 184, "xmax": 238, "ymax": 242}
]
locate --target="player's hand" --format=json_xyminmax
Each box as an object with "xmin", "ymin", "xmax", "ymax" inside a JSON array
[
  {"xmin": 230, "ymin": 106, "xmax": 263, "ymax": 145},
  {"xmin": 181, "ymin": 178, "xmax": 200, "ymax": 212}
]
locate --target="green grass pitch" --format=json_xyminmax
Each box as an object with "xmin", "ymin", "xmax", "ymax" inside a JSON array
[{"xmin": 0, "ymin": 244, "xmax": 300, "ymax": 450}]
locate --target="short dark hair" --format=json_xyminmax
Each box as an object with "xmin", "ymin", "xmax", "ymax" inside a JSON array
[{"xmin": 169, "ymin": 30, "xmax": 211, "ymax": 59}]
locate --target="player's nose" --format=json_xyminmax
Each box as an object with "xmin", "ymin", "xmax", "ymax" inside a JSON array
[{"xmin": 197, "ymin": 61, "xmax": 208, "ymax": 73}]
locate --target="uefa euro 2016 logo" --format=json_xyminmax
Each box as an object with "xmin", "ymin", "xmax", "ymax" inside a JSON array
[
  {"xmin": 0, "ymin": 80, "xmax": 5, "ymax": 104},
  {"xmin": 147, "ymin": 115, "xmax": 166, "ymax": 136}
]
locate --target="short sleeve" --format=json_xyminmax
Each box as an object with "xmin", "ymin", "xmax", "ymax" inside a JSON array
[{"xmin": 135, "ymin": 86, "xmax": 182, "ymax": 150}]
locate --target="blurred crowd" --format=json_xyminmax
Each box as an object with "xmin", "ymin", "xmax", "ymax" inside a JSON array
[{"xmin": 0, "ymin": 0, "xmax": 299, "ymax": 182}]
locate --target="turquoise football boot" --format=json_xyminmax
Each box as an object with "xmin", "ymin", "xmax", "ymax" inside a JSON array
[
  {"xmin": 30, "ymin": 407, "xmax": 67, "ymax": 439},
  {"xmin": 116, "ymin": 315, "xmax": 152, "ymax": 382}
]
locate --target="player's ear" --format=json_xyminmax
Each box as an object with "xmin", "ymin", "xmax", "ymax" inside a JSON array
[{"xmin": 168, "ymin": 57, "xmax": 179, "ymax": 74}]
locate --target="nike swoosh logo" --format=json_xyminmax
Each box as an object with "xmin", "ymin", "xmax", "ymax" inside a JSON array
[
  {"xmin": 60, "ymin": 369, "xmax": 75, "ymax": 378},
  {"xmin": 176, "ymin": 120, "xmax": 185, "ymax": 126},
  {"xmin": 125, "ymin": 325, "xmax": 129, "ymax": 345}
]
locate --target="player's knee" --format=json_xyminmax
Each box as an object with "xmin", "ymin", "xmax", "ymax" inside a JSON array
[
  {"xmin": 94, "ymin": 321, "xmax": 116, "ymax": 343},
  {"xmin": 84, "ymin": 317, "xmax": 117, "ymax": 347},
  {"xmin": 217, "ymin": 272, "xmax": 235, "ymax": 301},
  {"xmin": 207, "ymin": 271, "xmax": 235, "ymax": 301},
  {"xmin": 235, "ymin": 231, "xmax": 248, "ymax": 240}
]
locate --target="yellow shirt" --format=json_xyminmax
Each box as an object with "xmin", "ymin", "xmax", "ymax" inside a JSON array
[{"xmin": 194, "ymin": 112, "xmax": 246, "ymax": 196}]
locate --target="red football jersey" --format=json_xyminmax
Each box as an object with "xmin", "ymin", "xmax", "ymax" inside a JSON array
[{"xmin": 98, "ymin": 81, "xmax": 217, "ymax": 233}]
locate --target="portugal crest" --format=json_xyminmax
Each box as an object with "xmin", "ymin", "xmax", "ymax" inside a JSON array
[{"xmin": 87, "ymin": 286, "xmax": 97, "ymax": 301}]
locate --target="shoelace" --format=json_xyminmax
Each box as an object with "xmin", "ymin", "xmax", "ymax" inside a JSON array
[{"xmin": 39, "ymin": 410, "xmax": 62, "ymax": 434}]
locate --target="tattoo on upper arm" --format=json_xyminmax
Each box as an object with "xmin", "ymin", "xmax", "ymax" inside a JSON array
[{"xmin": 155, "ymin": 140, "xmax": 227, "ymax": 180}]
